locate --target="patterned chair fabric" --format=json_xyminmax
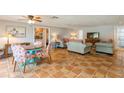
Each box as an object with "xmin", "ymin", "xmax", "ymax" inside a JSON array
[
  {"xmin": 0, "ymin": 44, "xmax": 4, "ymax": 57},
  {"xmin": 11, "ymin": 45, "xmax": 26, "ymax": 63},
  {"xmin": 11, "ymin": 45, "xmax": 41, "ymax": 64},
  {"xmin": 0, "ymin": 50, "xmax": 4, "ymax": 57},
  {"xmin": 11, "ymin": 44, "xmax": 51, "ymax": 65},
  {"xmin": 40, "ymin": 43, "xmax": 52, "ymax": 59},
  {"xmin": 40, "ymin": 48, "xmax": 48, "ymax": 58},
  {"xmin": 11, "ymin": 44, "xmax": 18, "ymax": 59},
  {"xmin": 33, "ymin": 40, "xmax": 43, "ymax": 47},
  {"xmin": 11, "ymin": 44, "xmax": 52, "ymax": 72}
]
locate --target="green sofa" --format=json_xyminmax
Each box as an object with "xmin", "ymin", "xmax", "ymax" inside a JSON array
[
  {"xmin": 95, "ymin": 42, "xmax": 114, "ymax": 54},
  {"xmin": 67, "ymin": 41, "xmax": 92, "ymax": 54}
]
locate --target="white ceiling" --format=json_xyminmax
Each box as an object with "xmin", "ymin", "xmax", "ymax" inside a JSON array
[{"xmin": 0, "ymin": 15, "xmax": 124, "ymax": 28}]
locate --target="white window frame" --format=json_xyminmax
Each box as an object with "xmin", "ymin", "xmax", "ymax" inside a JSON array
[{"xmin": 117, "ymin": 26, "xmax": 124, "ymax": 48}]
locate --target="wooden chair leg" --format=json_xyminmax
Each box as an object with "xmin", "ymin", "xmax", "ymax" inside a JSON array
[
  {"xmin": 47, "ymin": 57, "xmax": 51, "ymax": 64},
  {"xmin": 49, "ymin": 55, "xmax": 52, "ymax": 61},
  {"xmin": 12, "ymin": 57, "xmax": 14, "ymax": 64},
  {"xmin": 13, "ymin": 61, "xmax": 17, "ymax": 72},
  {"xmin": 46, "ymin": 53, "xmax": 51, "ymax": 63},
  {"xmin": 49, "ymin": 53, "xmax": 52, "ymax": 61},
  {"xmin": 23, "ymin": 63, "xmax": 26, "ymax": 73}
]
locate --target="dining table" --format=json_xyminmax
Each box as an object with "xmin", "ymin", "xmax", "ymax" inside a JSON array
[
  {"xmin": 21, "ymin": 45, "xmax": 44, "ymax": 65},
  {"xmin": 21, "ymin": 45, "xmax": 43, "ymax": 50},
  {"xmin": 15, "ymin": 45, "xmax": 45, "ymax": 71}
]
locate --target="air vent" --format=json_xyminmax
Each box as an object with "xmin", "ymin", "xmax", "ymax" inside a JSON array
[{"xmin": 51, "ymin": 16, "xmax": 59, "ymax": 19}]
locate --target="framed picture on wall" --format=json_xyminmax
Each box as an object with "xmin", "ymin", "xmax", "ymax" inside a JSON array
[{"xmin": 6, "ymin": 25, "xmax": 26, "ymax": 38}]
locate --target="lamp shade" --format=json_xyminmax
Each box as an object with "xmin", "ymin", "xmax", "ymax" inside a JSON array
[
  {"xmin": 70, "ymin": 32, "xmax": 77, "ymax": 39},
  {"xmin": 3, "ymin": 32, "xmax": 13, "ymax": 38},
  {"xmin": 2, "ymin": 32, "xmax": 14, "ymax": 44}
]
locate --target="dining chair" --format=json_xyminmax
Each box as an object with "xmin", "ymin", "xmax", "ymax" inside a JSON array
[
  {"xmin": 0, "ymin": 50, "xmax": 4, "ymax": 58},
  {"xmin": 33, "ymin": 40, "xmax": 43, "ymax": 47},
  {"xmin": 12, "ymin": 45, "xmax": 36, "ymax": 73},
  {"xmin": 11, "ymin": 44, "xmax": 22, "ymax": 64},
  {"xmin": 41, "ymin": 43, "xmax": 52, "ymax": 64},
  {"xmin": 47, "ymin": 43, "xmax": 52, "ymax": 61},
  {"xmin": 11, "ymin": 44, "xmax": 16, "ymax": 64}
]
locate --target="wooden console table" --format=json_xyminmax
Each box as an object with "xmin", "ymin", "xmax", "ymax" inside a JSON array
[
  {"xmin": 90, "ymin": 45, "xmax": 96, "ymax": 55},
  {"xmin": 85, "ymin": 38, "xmax": 100, "ymax": 45},
  {"xmin": 4, "ymin": 44, "xmax": 11, "ymax": 58}
]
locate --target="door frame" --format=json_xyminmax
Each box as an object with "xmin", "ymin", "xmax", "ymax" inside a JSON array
[{"xmin": 33, "ymin": 25, "xmax": 51, "ymax": 47}]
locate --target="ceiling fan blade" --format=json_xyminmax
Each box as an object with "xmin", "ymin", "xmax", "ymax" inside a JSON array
[
  {"xmin": 36, "ymin": 19, "xmax": 42, "ymax": 22},
  {"xmin": 22, "ymin": 16, "xmax": 28, "ymax": 19},
  {"xmin": 32, "ymin": 19, "xmax": 42, "ymax": 22},
  {"xmin": 34, "ymin": 16, "xmax": 41, "ymax": 19},
  {"xmin": 18, "ymin": 15, "xmax": 42, "ymax": 23}
]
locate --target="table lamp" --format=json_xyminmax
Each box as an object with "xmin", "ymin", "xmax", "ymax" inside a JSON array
[{"xmin": 3, "ymin": 32, "xmax": 13, "ymax": 45}]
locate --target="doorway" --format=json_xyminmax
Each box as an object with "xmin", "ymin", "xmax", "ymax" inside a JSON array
[{"xmin": 34, "ymin": 27, "xmax": 50, "ymax": 47}]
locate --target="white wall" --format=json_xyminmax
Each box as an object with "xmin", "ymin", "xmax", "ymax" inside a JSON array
[
  {"xmin": 60, "ymin": 26, "xmax": 115, "ymax": 41},
  {"xmin": 50, "ymin": 27, "xmax": 74, "ymax": 41},
  {"xmin": 0, "ymin": 20, "xmax": 34, "ymax": 44},
  {"xmin": 0, "ymin": 20, "xmax": 73, "ymax": 45},
  {"xmin": 49, "ymin": 26, "xmax": 115, "ymax": 42},
  {"xmin": 82, "ymin": 25, "xmax": 114, "ymax": 41},
  {"xmin": 0, "ymin": 20, "xmax": 115, "ymax": 45}
]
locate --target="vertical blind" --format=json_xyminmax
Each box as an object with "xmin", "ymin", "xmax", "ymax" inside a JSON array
[{"xmin": 118, "ymin": 28, "xmax": 124, "ymax": 47}]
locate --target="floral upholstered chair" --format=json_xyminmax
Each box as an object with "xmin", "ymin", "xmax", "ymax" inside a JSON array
[
  {"xmin": 33, "ymin": 40, "xmax": 43, "ymax": 47},
  {"xmin": 0, "ymin": 44, "xmax": 4, "ymax": 58},
  {"xmin": 11, "ymin": 44, "xmax": 17, "ymax": 64},
  {"xmin": 40, "ymin": 43, "xmax": 52, "ymax": 64},
  {"xmin": 11, "ymin": 43, "xmax": 52, "ymax": 73},
  {"xmin": 0, "ymin": 50, "xmax": 4, "ymax": 58},
  {"xmin": 11, "ymin": 45, "xmax": 37, "ymax": 73}
]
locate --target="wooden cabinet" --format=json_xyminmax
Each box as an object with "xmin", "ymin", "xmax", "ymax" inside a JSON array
[{"xmin": 85, "ymin": 38, "xmax": 100, "ymax": 45}]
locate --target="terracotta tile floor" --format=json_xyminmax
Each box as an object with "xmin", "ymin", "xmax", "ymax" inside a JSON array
[{"xmin": 0, "ymin": 48, "xmax": 124, "ymax": 78}]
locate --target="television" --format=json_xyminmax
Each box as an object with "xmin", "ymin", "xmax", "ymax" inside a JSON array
[{"xmin": 87, "ymin": 32, "xmax": 99, "ymax": 39}]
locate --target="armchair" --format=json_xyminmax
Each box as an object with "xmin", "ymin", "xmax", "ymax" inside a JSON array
[{"xmin": 67, "ymin": 41, "xmax": 92, "ymax": 54}]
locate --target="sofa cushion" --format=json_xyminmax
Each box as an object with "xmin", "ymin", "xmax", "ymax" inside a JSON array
[{"xmin": 96, "ymin": 43, "xmax": 113, "ymax": 48}]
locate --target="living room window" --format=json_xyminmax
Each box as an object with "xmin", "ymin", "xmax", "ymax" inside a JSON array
[{"xmin": 118, "ymin": 28, "xmax": 124, "ymax": 48}]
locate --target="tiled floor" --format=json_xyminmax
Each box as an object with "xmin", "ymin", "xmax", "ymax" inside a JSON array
[{"xmin": 0, "ymin": 48, "xmax": 124, "ymax": 78}]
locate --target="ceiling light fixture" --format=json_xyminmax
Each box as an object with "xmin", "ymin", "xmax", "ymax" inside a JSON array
[{"xmin": 28, "ymin": 20, "xmax": 35, "ymax": 24}]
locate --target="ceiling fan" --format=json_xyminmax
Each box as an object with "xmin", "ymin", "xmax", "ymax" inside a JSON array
[{"xmin": 19, "ymin": 15, "xmax": 42, "ymax": 24}]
